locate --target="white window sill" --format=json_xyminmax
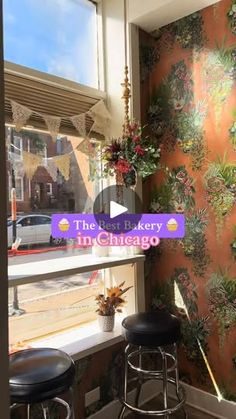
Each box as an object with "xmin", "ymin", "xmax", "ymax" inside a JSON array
[{"xmin": 31, "ymin": 316, "xmax": 125, "ymax": 361}]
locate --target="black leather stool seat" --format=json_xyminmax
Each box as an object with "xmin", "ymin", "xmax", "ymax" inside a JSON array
[
  {"xmin": 9, "ymin": 348, "xmax": 75, "ymax": 404},
  {"xmin": 122, "ymin": 311, "xmax": 181, "ymax": 347}
]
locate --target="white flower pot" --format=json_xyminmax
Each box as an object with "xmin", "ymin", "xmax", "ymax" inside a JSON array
[{"xmin": 98, "ymin": 314, "xmax": 115, "ymax": 332}]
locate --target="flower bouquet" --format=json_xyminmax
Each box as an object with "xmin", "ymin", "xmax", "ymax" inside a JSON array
[
  {"xmin": 102, "ymin": 121, "xmax": 160, "ymax": 188},
  {"xmin": 95, "ymin": 281, "xmax": 132, "ymax": 331}
]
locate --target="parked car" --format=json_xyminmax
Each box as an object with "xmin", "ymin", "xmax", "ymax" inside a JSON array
[{"xmin": 7, "ymin": 214, "xmax": 62, "ymax": 248}]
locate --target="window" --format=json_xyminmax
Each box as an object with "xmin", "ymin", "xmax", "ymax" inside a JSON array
[
  {"xmin": 3, "ymin": 0, "xmax": 99, "ymax": 88},
  {"xmin": 8, "ymin": 135, "xmax": 23, "ymax": 161},
  {"xmin": 2, "ymin": 0, "xmax": 134, "ymax": 354},
  {"xmin": 9, "ymin": 176, "xmax": 24, "ymax": 201},
  {"xmin": 35, "ymin": 216, "xmax": 51, "ymax": 225},
  {"xmin": 46, "ymin": 183, "xmax": 53, "ymax": 196},
  {"xmin": 19, "ymin": 216, "xmax": 36, "ymax": 227}
]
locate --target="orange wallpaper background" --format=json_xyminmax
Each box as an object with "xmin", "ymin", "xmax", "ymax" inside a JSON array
[{"xmin": 141, "ymin": 0, "xmax": 236, "ymax": 399}]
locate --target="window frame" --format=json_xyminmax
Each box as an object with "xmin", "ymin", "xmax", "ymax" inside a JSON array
[
  {"xmin": 8, "ymin": 175, "xmax": 24, "ymax": 202},
  {"xmin": 46, "ymin": 182, "xmax": 53, "ymax": 196}
]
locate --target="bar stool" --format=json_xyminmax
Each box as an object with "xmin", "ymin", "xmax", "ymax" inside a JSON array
[
  {"xmin": 119, "ymin": 311, "xmax": 187, "ymax": 418},
  {"xmin": 10, "ymin": 348, "xmax": 75, "ymax": 419}
]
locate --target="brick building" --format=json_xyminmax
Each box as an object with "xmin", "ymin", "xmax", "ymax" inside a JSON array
[{"xmin": 7, "ymin": 128, "xmax": 94, "ymax": 216}]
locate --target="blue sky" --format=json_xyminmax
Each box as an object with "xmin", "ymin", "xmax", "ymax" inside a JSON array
[{"xmin": 3, "ymin": 0, "xmax": 98, "ymax": 87}]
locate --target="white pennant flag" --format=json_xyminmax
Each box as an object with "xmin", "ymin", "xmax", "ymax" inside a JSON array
[
  {"xmin": 22, "ymin": 151, "xmax": 42, "ymax": 180},
  {"xmin": 52, "ymin": 154, "xmax": 70, "ymax": 181},
  {"xmin": 11, "ymin": 100, "xmax": 32, "ymax": 132},
  {"xmin": 87, "ymin": 100, "xmax": 111, "ymax": 137},
  {"xmin": 87, "ymin": 100, "xmax": 111, "ymax": 120},
  {"xmin": 90, "ymin": 114, "xmax": 111, "ymax": 137},
  {"xmin": 43, "ymin": 115, "xmax": 61, "ymax": 142},
  {"xmin": 70, "ymin": 113, "xmax": 86, "ymax": 137}
]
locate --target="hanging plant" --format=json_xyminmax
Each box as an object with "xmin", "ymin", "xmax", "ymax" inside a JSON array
[
  {"xmin": 229, "ymin": 109, "xmax": 236, "ymax": 150},
  {"xmin": 152, "ymin": 268, "xmax": 198, "ymax": 318},
  {"xmin": 148, "ymin": 60, "xmax": 194, "ymax": 152},
  {"xmin": 140, "ymin": 43, "xmax": 160, "ymax": 82},
  {"xmin": 207, "ymin": 269, "xmax": 236, "ymax": 347},
  {"xmin": 149, "ymin": 166, "xmax": 195, "ymax": 215},
  {"xmin": 176, "ymin": 101, "xmax": 207, "ymax": 170},
  {"xmin": 148, "ymin": 82, "xmax": 176, "ymax": 151},
  {"xmin": 180, "ymin": 209, "xmax": 211, "ymax": 277},
  {"xmin": 204, "ymin": 41, "xmax": 236, "ymax": 127},
  {"xmin": 167, "ymin": 60, "xmax": 194, "ymax": 107},
  {"xmin": 181, "ymin": 316, "xmax": 210, "ymax": 382},
  {"xmin": 168, "ymin": 166, "xmax": 196, "ymax": 212},
  {"xmin": 171, "ymin": 268, "xmax": 198, "ymax": 317},
  {"xmin": 230, "ymin": 225, "xmax": 236, "ymax": 260},
  {"xmin": 172, "ymin": 12, "xmax": 205, "ymax": 52},
  {"xmin": 152, "ymin": 280, "xmax": 175, "ymax": 312},
  {"xmin": 227, "ymin": 1, "xmax": 236, "ymax": 36},
  {"xmin": 204, "ymin": 155, "xmax": 236, "ymax": 238},
  {"xmin": 153, "ymin": 25, "xmax": 175, "ymax": 53},
  {"xmin": 101, "ymin": 121, "xmax": 161, "ymax": 188}
]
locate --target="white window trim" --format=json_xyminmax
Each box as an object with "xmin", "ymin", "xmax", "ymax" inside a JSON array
[
  {"xmin": 46, "ymin": 182, "xmax": 52, "ymax": 195},
  {"xmin": 8, "ymin": 135, "xmax": 23, "ymax": 161}
]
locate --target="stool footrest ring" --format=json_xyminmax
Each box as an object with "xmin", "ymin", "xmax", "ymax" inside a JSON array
[
  {"xmin": 11, "ymin": 396, "xmax": 72, "ymax": 419},
  {"xmin": 120, "ymin": 382, "xmax": 186, "ymax": 416}
]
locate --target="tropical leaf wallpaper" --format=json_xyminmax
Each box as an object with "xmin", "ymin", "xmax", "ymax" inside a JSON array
[{"xmin": 141, "ymin": 0, "xmax": 236, "ymax": 400}]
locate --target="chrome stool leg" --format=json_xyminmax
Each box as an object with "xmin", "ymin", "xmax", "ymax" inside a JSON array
[
  {"xmin": 174, "ymin": 343, "xmax": 188, "ymax": 419},
  {"xmin": 69, "ymin": 387, "xmax": 75, "ymax": 419},
  {"xmin": 41, "ymin": 403, "xmax": 50, "ymax": 419},
  {"xmin": 27, "ymin": 404, "xmax": 31, "ymax": 419},
  {"xmin": 160, "ymin": 348, "xmax": 169, "ymax": 419},
  {"xmin": 135, "ymin": 346, "xmax": 143, "ymax": 407},
  {"xmin": 118, "ymin": 344, "xmax": 130, "ymax": 419}
]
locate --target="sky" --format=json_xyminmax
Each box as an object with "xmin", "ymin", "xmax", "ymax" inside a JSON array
[{"xmin": 3, "ymin": 0, "xmax": 98, "ymax": 88}]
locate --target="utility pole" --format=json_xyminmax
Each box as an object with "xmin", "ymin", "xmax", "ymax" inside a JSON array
[{"xmin": 9, "ymin": 127, "xmax": 24, "ymax": 316}]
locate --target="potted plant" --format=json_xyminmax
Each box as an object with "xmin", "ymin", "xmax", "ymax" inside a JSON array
[{"xmin": 95, "ymin": 282, "xmax": 132, "ymax": 332}]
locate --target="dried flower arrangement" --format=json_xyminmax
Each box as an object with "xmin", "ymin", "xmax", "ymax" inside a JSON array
[
  {"xmin": 95, "ymin": 282, "xmax": 132, "ymax": 316},
  {"xmin": 101, "ymin": 121, "xmax": 160, "ymax": 188}
]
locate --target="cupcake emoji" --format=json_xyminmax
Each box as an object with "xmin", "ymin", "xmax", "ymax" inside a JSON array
[
  {"xmin": 166, "ymin": 218, "xmax": 178, "ymax": 232},
  {"xmin": 58, "ymin": 218, "xmax": 70, "ymax": 232}
]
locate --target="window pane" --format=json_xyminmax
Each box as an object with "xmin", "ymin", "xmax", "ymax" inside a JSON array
[
  {"xmin": 9, "ymin": 270, "xmax": 104, "ymax": 347},
  {"xmin": 6, "ymin": 126, "xmax": 100, "ymax": 251},
  {"xmin": 15, "ymin": 177, "xmax": 23, "ymax": 200},
  {"xmin": 3, "ymin": 0, "xmax": 98, "ymax": 88}
]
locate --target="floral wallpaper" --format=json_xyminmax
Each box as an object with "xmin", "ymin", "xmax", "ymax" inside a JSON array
[{"xmin": 141, "ymin": 0, "xmax": 236, "ymax": 400}]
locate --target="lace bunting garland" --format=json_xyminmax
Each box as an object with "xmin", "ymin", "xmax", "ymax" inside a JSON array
[
  {"xmin": 76, "ymin": 138, "xmax": 96, "ymax": 157},
  {"xmin": 11, "ymin": 100, "xmax": 32, "ymax": 132},
  {"xmin": 22, "ymin": 151, "xmax": 42, "ymax": 180},
  {"xmin": 52, "ymin": 154, "xmax": 70, "ymax": 181},
  {"xmin": 42, "ymin": 115, "xmax": 61, "ymax": 142},
  {"xmin": 70, "ymin": 113, "xmax": 86, "ymax": 137},
  {"xmin": 43, "ymin": 158, "xmax": 58, "ymax": 182},
  {"xmin": 9, "ymin": 99, "xmax": 111, "ymax": 139}
]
